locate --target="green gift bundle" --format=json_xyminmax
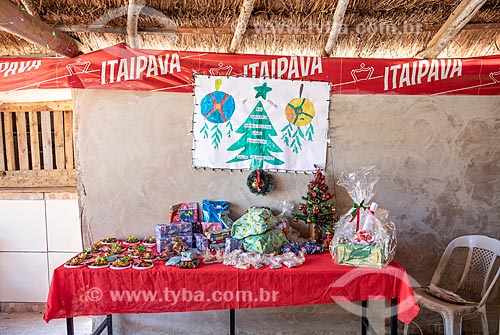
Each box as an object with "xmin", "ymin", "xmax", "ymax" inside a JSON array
[{"xmin": 231, "ymin": 207, "xmax": 288, "ymax": 254}]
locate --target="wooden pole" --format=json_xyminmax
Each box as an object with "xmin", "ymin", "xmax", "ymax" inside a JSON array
[
  {"xmin": 0, "ymin": 0, "xmax": 79, "ymax": 57},
  {"xmin": 417, "ymin": 0, "xmax": 488, "ymax": 58},
  {"xmin": 126, "ymin": 0, "xmax": 145, "ymax": 49},
  {"xmin": 323, "ymin": 0, "xmax": 350, "ymax": 57},
  {"xmin": 54, "ymin": 22, "xmax": 500, "ymax": 36},
  {"xmin": 229, "ymin": 0, "xmax": 256, "ymax": 53}
]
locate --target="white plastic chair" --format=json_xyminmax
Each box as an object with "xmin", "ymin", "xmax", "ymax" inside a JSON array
[{"xmin": 407, "ymin": 235, "xmax": 500, "ymax": 335}]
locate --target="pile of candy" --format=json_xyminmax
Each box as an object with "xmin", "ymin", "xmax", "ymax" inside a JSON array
[{"xmin": 221, "ymin": 250, "xmax": 305, "ymax": 269}]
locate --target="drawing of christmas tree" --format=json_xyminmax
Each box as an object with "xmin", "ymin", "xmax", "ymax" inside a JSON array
[{"xmin": 226, "ymin": 100, "xmax": 284, "ymax": 170}]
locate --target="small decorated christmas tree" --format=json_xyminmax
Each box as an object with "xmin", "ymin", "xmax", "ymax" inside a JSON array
[{"xmin": 293, "ymin": 167, "xmax": 336, "ymax": 236}]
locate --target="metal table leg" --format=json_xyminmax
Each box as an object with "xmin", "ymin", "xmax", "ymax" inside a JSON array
[
  {"xmin": 92, "ymin": 315, "xmax": 113, "ymax": 335},
  {"xmin": 66, "ymin": 318, "xmax": 74, "ymax": 335},
  {"xmin": 361, "ymin": 300, "xmax": 369, "ymax": 335},
  {"xmin": 230, "ymin": 309, "xmax": 235, "ymax": 335},
  {"xmin": 391, "ymin": 298, "xmax": 398, "ymax": 335}
]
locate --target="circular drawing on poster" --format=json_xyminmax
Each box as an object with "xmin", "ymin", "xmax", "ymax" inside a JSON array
[
  {"xmin": 200, "ymin": 90, "xmax": 235, "ymax": 123},
  {"xmin": 199, "ymin": 79, "xmax": 235, "ymax": 148},
  {"xmin": 285, "ymin": 97, "xmax": 315, "ymax": 126},
  {"xmin": 281, "ymin": 83, "xmax": 316, "ymax": 154}
]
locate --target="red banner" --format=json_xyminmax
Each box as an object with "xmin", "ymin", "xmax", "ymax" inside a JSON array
[{"xmin": 1, "ymin": 43, "xmax": 499, "ymax": 95}]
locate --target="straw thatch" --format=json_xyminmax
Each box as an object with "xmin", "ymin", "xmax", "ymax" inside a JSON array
[{"xmin": 0, "ymin": 0, "xmax": 499, "ymax": 57}]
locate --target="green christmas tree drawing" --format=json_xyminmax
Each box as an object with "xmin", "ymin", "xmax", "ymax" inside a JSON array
[{"xmin": 226, "ymin": 100, "xmax": 284, "ymax": 170}]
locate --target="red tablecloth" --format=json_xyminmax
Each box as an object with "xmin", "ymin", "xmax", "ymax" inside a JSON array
[{"xmin": 44, "ymin": 253, "xmax": 419, "ymax": 324}]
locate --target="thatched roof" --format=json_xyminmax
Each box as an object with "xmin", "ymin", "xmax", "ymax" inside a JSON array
[{"xmin": 1, "ymin": 0, "xmax": 499, "ymax": 58}]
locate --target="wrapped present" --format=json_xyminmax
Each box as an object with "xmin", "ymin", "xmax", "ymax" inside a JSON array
[
  {"xmin": 225, "ymin": 237, "xmax": 243, "ymax": 254},
  {"xmin": 281, "ymin": 241, "xmax": 324, "ymax": 255},
  {"xmin": 202, "ymin": 200, "xmax": 234, "ymax": 229},
  {"xmin": 206, "ymin": 229, "xmax": 231, "ymax": 244},
  {"xmin": 201, "ymin": 222, "xmax": 224, "ymax": 234},
  {"xmin": 194, "ymin": 233, "xmax": 210, "ymax": 253},
  {"xmin": 336, "ymin": 244, "xmax": 383, "ymax": 268},
  {"xmin": 231, "ymin": 207, "xmax": 278, "ymax": 239},
  {"xmin": 242, "ymin": 230, "xmax": 288, "ymax": 254},
  {"xmin": 156, "ymin": 222, "xmax": 192, "ymax": 238},
  {"xmin": 169, "ymin": 202, "xmax": 198, "ymax": 223},
  {"xmin": 210, "ymin": 242, "xmax": 226, "ymax": 251},
  {"xmin": 330, "ymin": 166, "xmax": 396, "ymax": 268},
  {"xmin": 157, "ymin": 234, "xmax": 193, "ymax": 253},
  {"xmin": 192, "ymin": 222, "xmax": 203, "ymax": 234}
]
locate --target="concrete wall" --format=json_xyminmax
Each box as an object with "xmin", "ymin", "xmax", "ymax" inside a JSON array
[{"xmin": 74, "ymin": 89, "xmax": 500, "ymax": 334}]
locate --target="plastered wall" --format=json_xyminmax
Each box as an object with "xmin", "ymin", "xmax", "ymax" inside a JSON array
[{"xmin": 75, "ymin": 89, "xmax": 500, "ymax": 334}]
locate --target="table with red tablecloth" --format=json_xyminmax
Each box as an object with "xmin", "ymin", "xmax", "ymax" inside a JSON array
[{"xmin": 44, "ymin": 253, "xmax": 419, "ymax": 333}]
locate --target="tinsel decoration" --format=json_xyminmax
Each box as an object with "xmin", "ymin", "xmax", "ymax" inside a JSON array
[{"xmin": 247, "ymin": 170, "xmax": 274, "ymax": 196}]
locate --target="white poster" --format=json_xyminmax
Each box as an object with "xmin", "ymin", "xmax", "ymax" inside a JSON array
[{"xmin": 192, "ymin": 75, "xmax": 330, "ymax": 172}]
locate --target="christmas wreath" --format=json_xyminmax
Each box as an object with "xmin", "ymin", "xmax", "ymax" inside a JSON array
[{"xmin": 247, "ymin": 170, "xmax": 274, "ymax": 196}]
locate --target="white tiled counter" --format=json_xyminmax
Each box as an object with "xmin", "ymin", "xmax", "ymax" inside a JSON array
[{"xmin": 0, "ymin": 192, "xmax": 82, "ymax": 303}]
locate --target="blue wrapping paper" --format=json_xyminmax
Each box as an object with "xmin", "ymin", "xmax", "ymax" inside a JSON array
[
  {"xmin": 202, "ymin": 200, "xmax": 233, "ymax": 229},
  {"xmin": 194, "ymin": 233, "xmax": 210, "ymax": 253},
  {"xmin": 156, "ymin": 222, "xmax": 193, "ymax": 239}
]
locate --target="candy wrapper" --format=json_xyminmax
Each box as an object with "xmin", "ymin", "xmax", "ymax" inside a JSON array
[
  {"xmin": 202, "ymin": 200, "xmax": 234, "ymax": 229},
  {"xmin": 330, "ymin": 166, "xmax": 396, "ymax": 268},
  {"xmin": 156, "ymin": 222, "xmax": 192, "ymax": 238},
  {"xmin": 169, "ymin": 202, "xmax": 198, "ymax": 223}
]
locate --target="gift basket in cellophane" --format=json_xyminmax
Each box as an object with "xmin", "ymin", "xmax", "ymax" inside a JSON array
[{"xmin": 330, "ymin": 166, "xmax": 396, "ymax": 268}]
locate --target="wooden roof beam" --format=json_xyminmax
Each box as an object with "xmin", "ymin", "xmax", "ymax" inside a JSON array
[
  {"xmin": 322, "ymin": 0, "xmax": 350, "ymax": 57},
  {"xmin": 0, "ymin": 0, "xmax": 79, "ymax": 57},
  {"xmin": 417, "ymin": 0, "xmax": 488, "ymax": 58},
  {"xmin": 126, "ymin": 0, "xmax": 145, "ymax": 48},
  {"xmin": 229, "ymin": 0, "xmax": 256, "ymax": 53}
]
